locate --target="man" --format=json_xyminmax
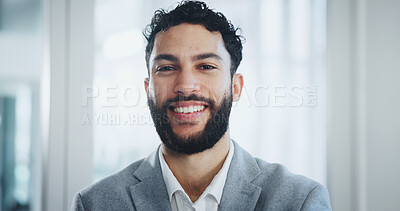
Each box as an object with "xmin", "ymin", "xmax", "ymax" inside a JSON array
[{"xmin": 72, "ymin": 1, "xmax": 331, "ymax": 210}]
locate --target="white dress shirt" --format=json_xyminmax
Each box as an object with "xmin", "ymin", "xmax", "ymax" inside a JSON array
[{"xmin": 159, "ymin": 140, "xmax": 234, "ymax": 211}]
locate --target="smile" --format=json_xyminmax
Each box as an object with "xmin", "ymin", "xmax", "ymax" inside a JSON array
[
  {"xmin": 173, "ymin": 105, "xmax": 206, "ymax": 114},
  {"xmin": 168, "ymin": 101, "xmax": 209, "ymax": 121}
]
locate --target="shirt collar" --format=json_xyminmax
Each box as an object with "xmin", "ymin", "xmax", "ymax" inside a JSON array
[
  {"xmin": 158, "ymin": 140, "xmax": 235, "ymax": 204},
  {"xmin": 159, "ymin": 145, "xmax": 183, "ymax": 202}
]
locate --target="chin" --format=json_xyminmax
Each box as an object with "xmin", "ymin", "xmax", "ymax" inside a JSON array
[
  {"xmin": 173, "ymin": 126, "xmax": 205, "ymax": 137},
  {"xmin": 173, "ymin": 131, "xmax": 202, "ymax": 141}
]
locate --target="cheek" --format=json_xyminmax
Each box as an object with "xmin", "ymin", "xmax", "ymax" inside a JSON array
[
  {"xmin": 214, "ymin": 76, "xmax": 231, "ymax": 94},
  {"xmin": 150, "ymin": 80, "xmax": 174, "ymax": 103},
  {"xmin": 203, "ymin": 82, "xmax": 230, "ymax": 103}
]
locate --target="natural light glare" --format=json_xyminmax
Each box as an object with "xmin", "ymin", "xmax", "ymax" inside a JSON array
[
  {"xmin": 289, "ymin": 0, "xmax": 311, "ymax": 63},
  {"xmin": 262, "ymin": 0, "xmax": 283, "ymax": 57},
  {"xmin": 102, "ymin": 29, "xmax": 143, "ymax": 60}
]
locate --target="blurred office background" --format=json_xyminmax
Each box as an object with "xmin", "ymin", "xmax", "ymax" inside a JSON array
[{"xmin": 0, "ymin": 0, "xmax": 399, "ymax": 210}]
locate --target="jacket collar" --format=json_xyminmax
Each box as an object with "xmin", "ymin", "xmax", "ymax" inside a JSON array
[
  {"xmin": 129, "ymin": 145, "xmax": 172, "ymax": 211},
  {"xmin": 129, "ymin": 141, "xmax": 261, "ymax": 210},
  {"xmin": 219, "ymin": 140, "xmax": 262, "ymax": 210}
]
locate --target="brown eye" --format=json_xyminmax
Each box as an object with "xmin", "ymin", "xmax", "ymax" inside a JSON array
[
  {"xmin": 199, "ymin": 65, "xmax": 216, "ymax": 70},
  {"xmin": 157, "ymin": 66, "xmax": 176, "ymax": 72}
]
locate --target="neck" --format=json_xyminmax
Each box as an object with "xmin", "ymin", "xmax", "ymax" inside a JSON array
[{"xmin": 161, "ymin": 131, "xmax": 231, "ymax": 203}]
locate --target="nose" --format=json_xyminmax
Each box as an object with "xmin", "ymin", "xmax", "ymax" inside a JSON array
[{"xmin": 173, "ymin": 68, "xmax": 200, "ymax": 96}]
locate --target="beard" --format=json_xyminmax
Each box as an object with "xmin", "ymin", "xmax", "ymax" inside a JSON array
[{"xmin": 148, "ymin": 90, "xmax": 233, "ymax": 155}]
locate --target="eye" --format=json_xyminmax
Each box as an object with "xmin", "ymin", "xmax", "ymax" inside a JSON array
[
  {"xmin": 156, "ymin": 66, "xmax": 176, "ymax": 72},
  {"xmin": 199, "ymin": 64, "xmax": 216, "ymax": 70}
]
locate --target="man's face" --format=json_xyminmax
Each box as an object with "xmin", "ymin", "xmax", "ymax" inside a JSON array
[{"xmin": 145, "ymin": 23, "xmax": 243, "ymax": 154}]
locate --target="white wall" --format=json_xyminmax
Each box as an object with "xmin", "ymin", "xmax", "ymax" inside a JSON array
[
  {"xmin": 364, "ymin": 0, "xmax": 400, "ymax": 210},
  {"xmin": 327, "ymin": 0, "xmax": 400, "ymax": 210}
]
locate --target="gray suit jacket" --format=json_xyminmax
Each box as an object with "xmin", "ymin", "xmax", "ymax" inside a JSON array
[{"xmin": 71, "ymin": 141, "xmax": 331, "ymax": 210}]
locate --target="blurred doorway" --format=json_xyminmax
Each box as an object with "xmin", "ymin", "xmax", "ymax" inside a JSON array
[{"xmin": 0, "ymin": 0, "xmax": 44, "ymax": 210}]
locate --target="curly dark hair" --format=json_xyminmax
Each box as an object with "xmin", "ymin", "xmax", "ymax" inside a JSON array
[{"xmin": 143, "ymin": 0, "xmax": 244, "ymax": 77}]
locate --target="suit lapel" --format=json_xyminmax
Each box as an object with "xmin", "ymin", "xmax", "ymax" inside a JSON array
[
  {"xmin": 129, "ymin": 141, "xmax": 262, "ymax": 210},
  {"xmin": 129, "ymin": 146, "xmax": 172, "ymax": 211},
  {"xmin": 219, "ymin": 141, "xmax": 262, "ymax": 211}
]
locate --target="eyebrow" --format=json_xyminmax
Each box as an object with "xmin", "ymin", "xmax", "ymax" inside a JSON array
[
  {"xmin": 153, "ymin": 54, "xmax": 179, "ymax": 62},
  {"xmin": 152, "ymin": 53, "xmax": 223, "ymax": 63},
  {"xmin": 192, "ymin": 53, "xmax": 223, "ymax": 62}
]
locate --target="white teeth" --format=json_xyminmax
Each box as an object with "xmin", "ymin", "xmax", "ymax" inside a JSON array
[{"xmin": 173, "ymin": 105, "xmax": 206, "ymax": 113}]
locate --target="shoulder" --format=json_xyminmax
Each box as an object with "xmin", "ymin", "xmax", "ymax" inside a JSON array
[
  {"xmin": 84, "ymin": 158, "xmax": 143, "ymax": 193},
  {"xmin": 71, "ymin": 159, "xmax": 144, "ymax": 211},
  {"xmin": 254, "ymin": 158, "xmax": 317, "ymax": 190},
  {"xmin": 252, "ymin": 158, "xmax": 331, "ymax": 210}
]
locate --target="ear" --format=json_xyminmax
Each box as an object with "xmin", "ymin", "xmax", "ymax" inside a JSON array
[
  {"xmin": 232, "ymin": 73, "xmax": 244, "ymax": 102},
  {"xmin": 144, "ymin": 78, "xmax": 149, "ymax": 105}
]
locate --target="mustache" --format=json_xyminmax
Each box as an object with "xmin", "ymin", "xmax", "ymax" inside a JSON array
[{"xmin": 161, "ymin": 94, "xmax": 213, "ymax": 109}]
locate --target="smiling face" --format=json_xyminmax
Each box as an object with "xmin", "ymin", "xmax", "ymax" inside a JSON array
[{"xmin": 145, "ymin": 23, "xmax": 243, "ymax": 154}]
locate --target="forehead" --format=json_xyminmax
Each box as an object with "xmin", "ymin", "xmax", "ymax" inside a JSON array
[{"xmin": 151, "ymin": 23, "xmax": 229, "ymax": 61}]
